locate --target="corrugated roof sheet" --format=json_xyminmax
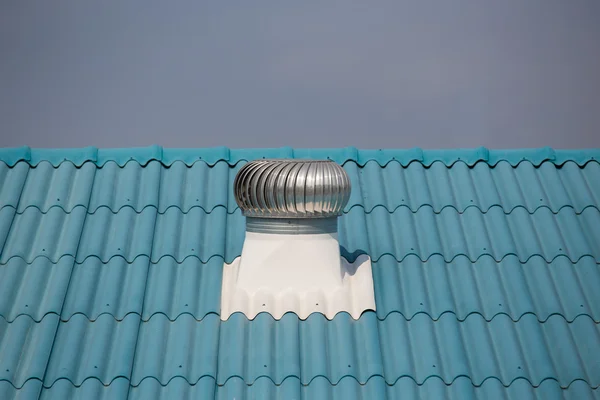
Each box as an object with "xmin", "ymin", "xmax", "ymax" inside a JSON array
[{"xmin": 0, "ymin": 146, "xmax": 599, "ymax": 399}]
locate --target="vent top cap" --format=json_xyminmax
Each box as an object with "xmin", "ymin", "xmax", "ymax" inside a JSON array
[{"xmin": 234, "ymin": 159, "xmax": 351, "ymax": 218}]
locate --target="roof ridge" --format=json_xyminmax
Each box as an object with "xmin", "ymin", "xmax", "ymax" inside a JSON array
[{"xmin": 1, "ymin": 146, "xmax": 599, "ymax": 168}]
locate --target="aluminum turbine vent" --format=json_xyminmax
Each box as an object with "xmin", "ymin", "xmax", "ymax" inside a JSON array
[
  {"xmin": 222, "ymin": 158, "xmax": 375, "ymax": 320},
  {"xmin": 234, "ymin": 159, "xmax": 351, "ymax": 219}
]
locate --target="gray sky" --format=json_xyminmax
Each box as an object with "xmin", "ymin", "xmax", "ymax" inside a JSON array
[{"xmin": 1, "ymin": 1, "xmax": 599, "ymax": 149}]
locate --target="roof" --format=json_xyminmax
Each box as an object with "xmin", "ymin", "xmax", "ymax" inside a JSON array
[{"xmin": 0, "ymin": 146, "xmax": 599, "ymax": 400}]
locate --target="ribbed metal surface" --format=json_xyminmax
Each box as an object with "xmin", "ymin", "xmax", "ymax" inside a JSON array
[
  {"xmin": 246, "ymin": 216, "xmax": 338, "ymax": 234},
  {"xmin": 234, "ymin": 159, "xmax": 351, "ymax": 218},
  {"xmin": 1, "ymin": 148, "xmax": 600, "ymax": 399}
]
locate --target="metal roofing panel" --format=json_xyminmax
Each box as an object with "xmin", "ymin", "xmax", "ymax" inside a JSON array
[
  {"xmin": 39, "ymin": 377, "xmax": 130, "ymax": 400},
  {"xmin": 76, "ymin": 207, "xmax": 157, "ymax": 263},
  {"xmin": 1, "ymin": 147, "xmax": 600, "ymax": 399},
  {"xmin": 345, "ymin": 160, "xmax": 600, "ymax": 214},
  {"xmin": 5, "ymin": 146, "xmax": 599, "ymax": 168},
  {"xmin": 142, "ymin": 256, "xmax": 222, "ymax": 321},
  {"xmin": 131, "ymin": 313, "xmax": 220, "ymax": 386},
  {"xmin": 129, "ymin": 376, "xmax": 216, "ymax": 400},
  {"xmin": 338, "ymin": 206, "xmax": 600, "ymax": 263},
  {"xmin": 379, "ymin": 313, "xmax": 600, "ymax": 388},
  {"xmin": 0, "ymin": 207, "xmax": 87, "ymax": 264},
  {"xmin": 43, "ymin": 314, "xmax": 140, "ymax": 387},
  {"xmin": 0, "ymin": 162, "xmax": 29, "ymax": 211},
  {"xmin": 0, "ymin": 256, "xmax": 74, "ymax": 322},
  {"xmin": 0, "ymin": 207, "xmax": 17, "ymax": 260},
  {"xmin": 0, "ymin": 380, "xmax": 42, "ymax": 400},
  {"xmin": 214, "ymin": 376, "xmax": 599, "ymax": 400},
  {"xmin": 373, "ymin": 254, "xmax": 600, "ymax": 322},
  {"xmin": 70, "ymin": 203, "xmax": 600, "ymax": 268},
  {"xmin": 0, "ymin": 315, "xmax": 59, "ymax": 388},
  {"xmin": 158, "ymin": 160, "xmax": 241, "ymax": 213},
  {"xmin": 150, "ymin": 206, "xmax": 242, "ymax": 263},
  {"xmin": 215, "ymin": 311, "xmax": 600, "ymax": 387},
  {"xmin": 88, "ymin": 160, "xmax": 161, "ymax": 213},
  {"xmin": 216, "ymin": 311, "xmax": 380, "ymax": 386},
  {"xmin": 61, "ymin": 256, "xmax": 150, "ymax": 321},
  {"xmin": 16, "ymin": 161, "xmax": 96, "ymax": 213}
]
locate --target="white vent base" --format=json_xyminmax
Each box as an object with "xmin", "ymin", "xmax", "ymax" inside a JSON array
[{"xmin": 220, "ymin": 232, "xmax": 376, "ymax": 321}]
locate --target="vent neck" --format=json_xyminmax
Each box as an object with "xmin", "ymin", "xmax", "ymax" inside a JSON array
[{"xmin": 246, "ymin": 217, "xmax": 337, "ymax": 234}]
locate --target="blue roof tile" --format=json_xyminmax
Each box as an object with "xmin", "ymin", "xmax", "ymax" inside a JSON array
[
  {"xmin": 88, "ymin": 160, "xmax": 162, "ymax": 214},
  {"xmin": 61, "ymin": 256, "xmax": 150, "ymax": 321},
  {"xmin": 131, "ymin": 314, "xmax": 220, "ymax": 386},
  {"xmin": 0, "ymin": 147, "xmax": 599, "ymax": 399},
  {"xmin": 0, "ymin": 257, "xmax": 74, "ymax": 322},
  {"xmin": 142, "ymin": 256, "xmax": 222, "ymax": 321},
  {"xmin": 16, "ymin": 161, "xmax": 96, "ymax": 214},
  {"xmin": 76, "ymin": 207, "xmax": 157, "ymax": 264},
  {"xmin": 0, "ymin": 380, "xmax": 42, "ymax": 400},
  {"xmin": 43, "ymin": 313, "xmax": 139, "ymax": 387},
  {"xmin": 0, "ymin": 162, "xmax": 29, "ymax": 212},
  {"xmin": 39, "ymin": 377, "xmax": 130, "ymax": 400},
  {"xmin": 0, "ymin": 207, "xmax": 87, "ymax": 264},
  {"xmin": 373, "ymin": 254, "xmax": 600, "ymax": 322},
  {"xmin": 0, "ymin": 315, "xmax": 59, "ymax": 388}
]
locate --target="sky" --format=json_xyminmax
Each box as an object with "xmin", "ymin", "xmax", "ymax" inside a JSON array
[{"xmin": 0, "ymin": 1, "xmax": 599, "ymax": 149}]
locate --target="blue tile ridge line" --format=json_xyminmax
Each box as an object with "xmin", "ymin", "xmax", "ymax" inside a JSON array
[
  {"xmin": 0, "ymin": 157, "xmax": 599, "ymax": 170},
  {"xmin": 11, "ymin": 376, "xmax": 600, "ymax": 394},
  {"xmin": 3, "ymin": 375, "xmax": 598, "ymax": 392},
  {"xmin": 3, "ymin": 307, "xmax": 599, "ymax": 326},
  {"xmin": 4, "ymin": 312, "xmax": 599, "ymax": 390},
  {"xmin": 2, "ymin": 252, "xmax": 598, "ymax": 268},
  {"xmin": 1, "ymin": 146, "xmax": 600, "ymax": 168},
  {"xmin": 37, "ymin": 163, "xmax": 98, "ymax": 396},
  {"xmin": 16, "ymin": 373, "xmax": 596, "ymax": 391},
  {"xmin": 125, "ymin": 166, "xmax": 162, "ymax": 400},
  {"xmin": 3, "ymin": 203, "xmax": 600, "ymax": 217}
]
